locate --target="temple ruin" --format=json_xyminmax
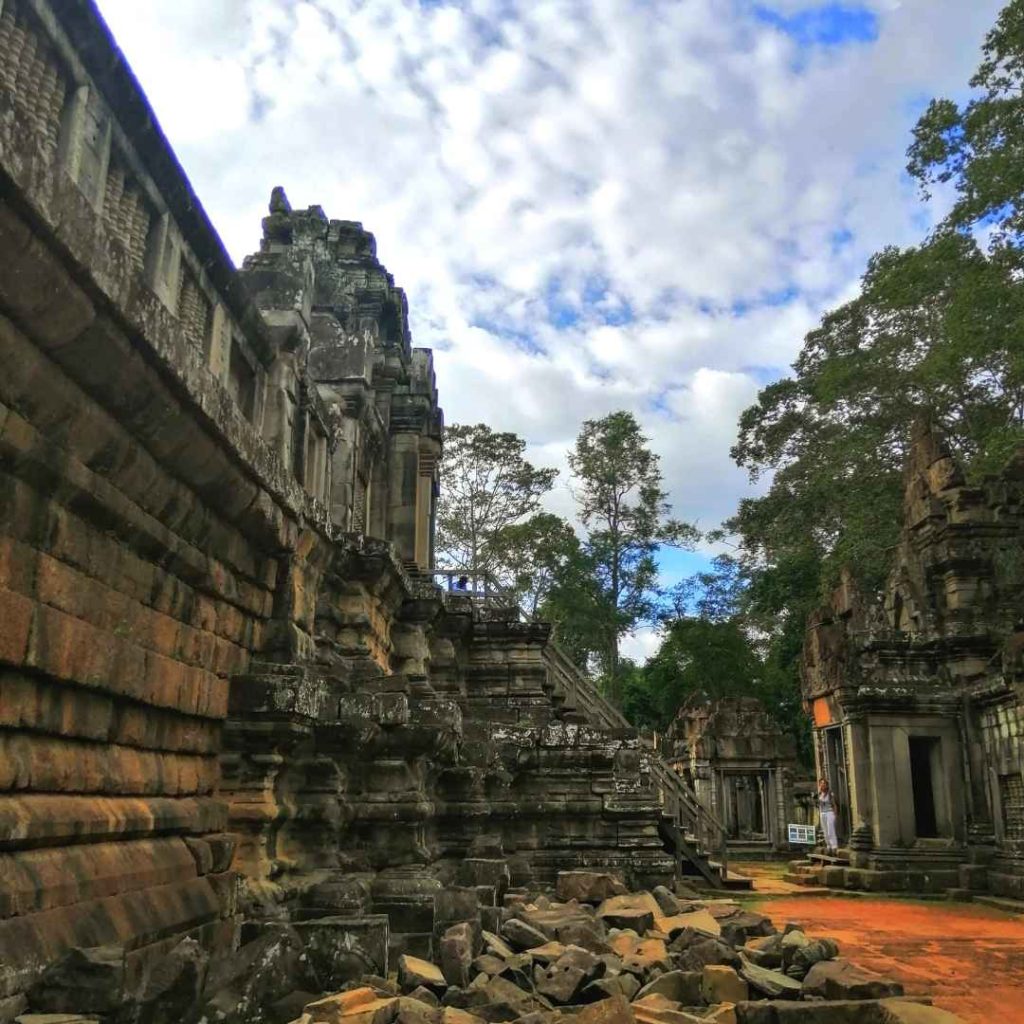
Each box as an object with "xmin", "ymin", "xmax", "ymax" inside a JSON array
[
  {"xmin": 0, "ymin": 1, "xmax": 1018, "ymax": 1021},
  {"xmin": 798, "ymin": 424, "xmax": 1024, "ymax": 898},
  {"xmin": 662, "ymin": 698, "xmax": 812, "ymax": 856},
  {"xmin": 0, "ymin": 0, "xmax": 729, "ymax": 1012}
]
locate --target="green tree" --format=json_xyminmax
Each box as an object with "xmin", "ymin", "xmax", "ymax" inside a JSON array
[
  {"xmin": 487, "ymin": 512, "xmax": 583, "ymax": 618},
  {"xmin": 642, "ymin": 617, "xmax": 762, "ymax": 722},
  {"xmin": 732, "ymin": 232, "xmax": 1024, "ymax": 607},
  {"xmin": 908, "ymin": 0, "xmax": 1024, "ymax": 258},
  {"xmin": 725, "ymin": 1, "xmax": 1024, "ymax": 765},
  {"xmin": 437, "ymin": 424, "xmax": 558, "ymax": 574},
  {"xmin": 568, "ymin": 411, "xmax": 698, "ymax": 701}
]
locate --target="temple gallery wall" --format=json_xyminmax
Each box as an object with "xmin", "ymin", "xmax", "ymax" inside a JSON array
[
  {"xmin": 0, "ymin": 0, "xmax": 712, "ymax": 1011},
  {"xmin": 0, "ymin": 0, "xmax": 1022, "ymax": 1017}
]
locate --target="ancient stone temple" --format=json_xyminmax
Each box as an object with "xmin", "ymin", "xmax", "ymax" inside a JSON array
[
  {"xmin": 662, "ymin": 698, "xmax": 805, "ymax": 855},
  {"xmin": 0, "ymin": 1, "xmax": 723, "ymax": 1013},
  {"xmin": 800, "ymin": 424, "xmax": 1024, "ymax": 897}
]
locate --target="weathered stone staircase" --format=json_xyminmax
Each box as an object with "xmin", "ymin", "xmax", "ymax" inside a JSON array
[{"xmin": 432, "ymin": 569, "xmax": 739, "ymax": 890}]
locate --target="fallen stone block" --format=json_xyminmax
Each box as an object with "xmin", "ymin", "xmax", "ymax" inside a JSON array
[
  {"xmin": 554, "ymin": 918, "xmax": 611, "ymax": 954},
  {"xmin": 655, "ymin": 911, "xmax": 720, "ymax": 939},
  {"xmin": 399, "ymin": 957, "xmax": 447, "ymax": 993},
  {"xmin": 737, "ymin": 957, "xmax": 802, "ymax": 1000},
  {"xmin": 27, "ymin": 946, "xmax": 126, "ymax": 1015},
  {"xmin": 575, "ymin": 994, "xmax": 636, "ymax": 1024},
  {"xmin": 801, "ymin": 960, "xmax": 903, "ymax": 1001},
  {"xmin": 502, "ymin": 920, "xmax": 549, "ymax": 952},
  {"xmin": 441, "ymin": 923, "xmax": 476, "ymax": 988},
  {"xmin": 305, "ymin": 990, "xmax": 398, "ymax": 1024},
  {"xmin": 135, "ymin": 937, "xmax": 208, "ymax": 1024},
  {"xmin": 556, "ymin": 872, "xmax": 628, "ymax": 905},
  {"xmin": 670, "ymin": 934, "xmax": 740, "ymax": 973},
  {"xmin": 481, "ymin": 931, "xmax": 517, "ymax": 960},
  {"xmin": 633, "ymin": 970, "xmax": 702, "ymax": 1005},
  {"xmin": 651, "ymin": 887, "xmax": 680, "ymax": 917},
  {"xmin": 440, "ymin": 1009, "xmax": 485, "ymax": 1024},
  {"xmin": 580, "ymin": 974, "xmax": 640, "ymax": 1002},
  {"xmin": 409, "ymin": 988, "xmax": 441, "ymax": 1007},
  {"xmin": 394, "ymin": 997, "xmax": 443, "ymax": 1024},
  {"xmin": 536, "ymin": 946, "xmax": 603, "ymax": 1004},
  {"xmin": 701, "ymin": 965, "xmax": 747, "ymax": 1005}
]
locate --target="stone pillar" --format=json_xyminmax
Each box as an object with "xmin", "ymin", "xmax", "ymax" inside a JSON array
[
  {"xmin": 415, "ymin": 442, "xmax": 440, "ymax": 571},
  {"xmin": 387, "ymin": 433, "xmax": 420, "ymax": 563}
]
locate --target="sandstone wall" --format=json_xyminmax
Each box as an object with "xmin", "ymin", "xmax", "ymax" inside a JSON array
[
  {"xmin": 0, "ymin": 2, "xmax": 701, "ymax": 1009},
  {"xmin": 0, "ymin": 0, "xmax": 338, "ymax": 1004}
]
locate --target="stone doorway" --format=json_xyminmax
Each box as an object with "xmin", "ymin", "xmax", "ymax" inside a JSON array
[
  {"xmin": 722, "ymin": 772, "xmax": 768, "ymax": 841},
  {"xmin": 821, "ymin": 725, "xmax": 850, "ymax": 844},
  {"xmin": 909, "ymin": 736, "xmax": 940, "ymax": 838}
]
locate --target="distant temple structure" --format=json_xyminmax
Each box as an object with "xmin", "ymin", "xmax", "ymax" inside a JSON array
[
  {"xmin": 662, "ymin": 697, "xmax": 812, "ymax": 855},
  {"xmin": 800, "ymin": 424, "xmax": 1024, "ymax": 897}
]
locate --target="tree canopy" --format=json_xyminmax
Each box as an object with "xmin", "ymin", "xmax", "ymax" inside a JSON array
[
  {"xmin": 720, "ymin": 0, "xmax": 1024, "ymax": 762},
  {"xmin": 568, "ymin": 411, "xmax": 698, "ymax": 701},
  {"xmin": 436, "ymin": 423, "xmax": 558, "ymax": 575}
]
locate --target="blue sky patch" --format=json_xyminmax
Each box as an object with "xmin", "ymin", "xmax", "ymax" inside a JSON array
[
  {"xmin": 544, "ymin": 274, "xmax": 635, "ymax": 329},
  {"xmin": 753, "ymin": 3, "xmax": 879, "ymax": 48}
]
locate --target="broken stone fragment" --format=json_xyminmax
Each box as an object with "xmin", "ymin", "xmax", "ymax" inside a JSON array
[
  {"xmin": 555, "ymin": 872, "xmax": 628, "ymax": 904},
  {"xmin": 463, "ymin": 975, "xmax": 544, "ymax": 1021},
  {"xmin": 440, "ymin": 923, "xmax": 476, "ymax": 988},
  {"xmin": 580, "ymin": 974, "xmax": 640, "ymax": 1002},
  {"xmin": 787, "ymin": 938, "xmax": 839, "ymax": 977},
  {"xmin": 574, "ymin": 994, "xmax": 636, "ymax": 1024},
  {"xmin": 535, "ymin": 946, "xmax": 603, "ymax": 1004},
  {"xmin": 470, "ymin": 956, "xmax": 508, "ymax": 978},
  {"xmin": 801, "ymin": 959, "xmax": 904, "ymax": 1001},
  {"xmin": 655, "ymin": 910, "xmax": 721, "ymax": 939},
  {"xmin": 700, "ymin": 965, "xmax": 747, "ymax": 1005},
  {"xmin": 305, "ymin": 989, "xmax": 398, "ymax": 1024},
  {"xmin": 596, "ymin": 895, "xmax": 660, "ymax": 934},
  {"xmin": 399, "ymin": 956, "xmax": 447, "ymax": 993},
  {"xmin": 736, "ymin": 956, "xmax": 802, "ymax": 999},
  {"xmin": 439, "ymin": 1008, "xmax": 484, "ymax": 1024},
  {"xmin": 742, "ymin": 934, "xmax": 783, "ymax": 970},
  {"xmin": 135, "ymin": 938, "xmax": 209, "ymax": 1024},
  {"xmin": 529, "ymin": 941, "xmax": 568, "ymax": 964},
  {"xmin": 409, "ymin": 988, "xmax": 441, "ymax": 1007},
  {"xmin": 715, "ymin": 911, "xmax": 774, "ymax": 948},
  {"xmin": 482, "ymin": 931, "xmax": 518, "ymax": 960},
  {"xmin": 394, "ymin": 997, "xmax": 443, "ymax": 1024},
  {"xmin": 502, "ymin": 919, "xmax": 549, "ymax": 952},
  {"xmin": 553, "ymin": 917, "xmax": 611, "ymax": 953},
  {"xmin": 651, "ymin": 887, "xmax": 681, "ymax": 917},
  {"xmin": 633, "ymin": 970, "xmax": 703, "ymax": 1005},
  {"xmin": 670, "ymin": 932, "xmax": 740, "ymax": 973},
  {"xmin": 27, "ymin": 946, "xmax": 127, "ymax": 1015}
]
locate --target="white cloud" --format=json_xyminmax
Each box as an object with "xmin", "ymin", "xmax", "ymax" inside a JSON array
[{"xmin": 94, "ymin": 0, "xmax": 1002, "ymax": 545}]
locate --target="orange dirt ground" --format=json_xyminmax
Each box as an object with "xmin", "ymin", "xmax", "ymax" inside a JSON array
[{"xmin": 752, "ymin": 895, "xmax": 1024, "ymax": 1024}]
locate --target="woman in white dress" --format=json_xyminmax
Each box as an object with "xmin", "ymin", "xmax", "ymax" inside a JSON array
[{"xmin": 818, "ymin": 778, "xmax": 840, "ymax": 855}]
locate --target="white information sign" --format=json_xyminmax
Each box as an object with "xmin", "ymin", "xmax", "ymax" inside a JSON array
[{"xmin": 787, "ymin": 823, "xmax": 817, "ymax": 845}]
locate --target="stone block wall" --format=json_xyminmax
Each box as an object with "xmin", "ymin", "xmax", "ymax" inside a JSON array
[
  {"xmin": 801, "ymin": 424, "xmax": 1024, "ymax": 897},
  {"xmin": 0, "ymin": 0, "xmax": 340, "ymax": 1005},
  {"xmin": 0, "ymin": 1, "xmax": 695, "ymax": 1009}
]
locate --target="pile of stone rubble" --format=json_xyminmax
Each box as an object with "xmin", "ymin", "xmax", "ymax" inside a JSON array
[{"xmin": 15, "ymin": 871, "xmax": 962, "ymax": 1024}]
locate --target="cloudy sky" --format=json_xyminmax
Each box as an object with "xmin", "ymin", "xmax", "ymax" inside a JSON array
[{"xmin": 95, "ymin": 0, "xmax": 1001, "ymax": 658}]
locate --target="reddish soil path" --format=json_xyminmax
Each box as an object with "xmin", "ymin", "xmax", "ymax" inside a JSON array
[{"xmin": 752, "ymin": 896, "xmax": 1024, "ymax": 1024}]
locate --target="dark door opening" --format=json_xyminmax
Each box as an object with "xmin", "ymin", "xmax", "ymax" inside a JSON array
[
  {"xmin": 823, "ymin": 726, "xmax": 850, "ymax": 842},
  {"xmin": 909, "ymin": 737, "xmax": 939, "ymax": 838}
]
